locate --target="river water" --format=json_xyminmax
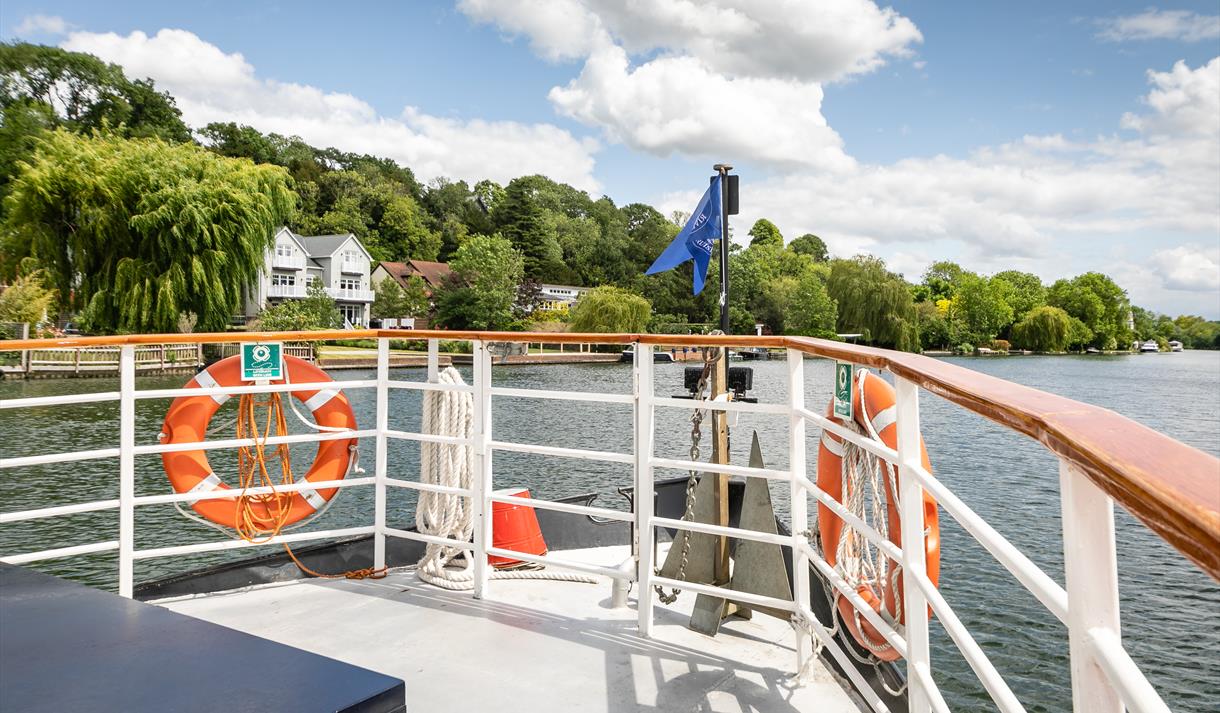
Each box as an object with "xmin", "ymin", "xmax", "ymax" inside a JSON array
[{"xmin": 2, "ymin": 351, "xmax": 1218, "ymax": 711}]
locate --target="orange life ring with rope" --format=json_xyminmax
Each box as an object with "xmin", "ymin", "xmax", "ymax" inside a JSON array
[
  {"xmin": 159, "ymin": 355, "xmax": 357, "ymax": 532},
  {"xmin": 816, "ymin": 368, "xmax": 940, "ymax": 662}
]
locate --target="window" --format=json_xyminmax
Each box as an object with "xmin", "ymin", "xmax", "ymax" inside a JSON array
[
  {"xmin": 275, "ymin": 243, "xmax": 294, "ymax": 257},
  {"xmin": 305, "ymin": 274, "xmax": 317, "ymax": 285},
  {"xmin": 271, "ymin": 273, "xmax": 296, "ymax": 286},
  {"xmin": 339, "ymin": 278, "xmax": 362, "ymax": 290},
  {"xmin": 339, "ymin": 304, "xmax": 364, "ymax": 326}
]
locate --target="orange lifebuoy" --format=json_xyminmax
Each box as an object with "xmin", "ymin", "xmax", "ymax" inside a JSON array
[
  {"xmin": 816, "ymin": 369, "xmax": 940, "ymax": 661},
  {"xmin": 159, "ymin": 355, "xmax": 357, "ymax": 530}
]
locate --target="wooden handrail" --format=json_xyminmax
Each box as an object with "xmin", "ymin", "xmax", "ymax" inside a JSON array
[{"xmin": 2, "ymin": 329, "xmax": 1217, "ymax": 580}]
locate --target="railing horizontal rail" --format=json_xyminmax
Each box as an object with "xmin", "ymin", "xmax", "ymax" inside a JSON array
[
  {"xmin": 0, "ymin": 499, "xmax": 121, "ymax": 523},
  {"xmin": 385, "ymin": 430, "xmax": 473, "ymax": 446},
  {"xmin": 132, "ymin": 526, "xmax": 375, "ymax": 560},
  {"xmin": 491, "ymin": 440, "xmax": 633, "ymax": 464},
  {"xmin": 2, "ymin": 540, "xmax": 120, "ymax": 564},
  {"xmin": 650, "ymin": 516, "xmax": 793, "ymax": 548},
  {"xmin": 650, "ymin": 575, "xmax": 796, "ymax": 612},
  {"xmin": 484, "ymin": 547, "xmax": 632, "ymax": 581},
  {"xmin": 384, "ymin": 478, "xmax": 472, "ymax": 497},
  {"xmin": 1, "ymin": 447, "xmax": 121, "ymax": 469},
  {"xmin": 134, "ymin": 477, "xmax": 375, "ymax": 506},
  {"xmin": 384, "ymin": 526, "xmax": 476, "ymax": 551},
  {"xmin": 652, "ymin": 396, "xmax": 790, "ymax": 415},
  {"xmin": 388, "ymin": 380, "xmax": 473, "ymax": 393},
  {"xmin": 794, "ymin": 475, "xmax": 902, "ymax": 563},
  {"xmin": 134, "ymin": 380, "xmax": 377, "ymax": 400},
  {"xmin": 1086, "ymin": 628, "xmax": 1173, "ymax": 713},
  {"xmin": 796, "ymin": 540, "xmax": 909, "ymax": 658},
  {"xmin": 904, "ymin": 461, "xmax": 1069, "ymax": 623},
  {"xmin": 133, "ymin": 429, "xmax": 375, "ymax": 456},
  {"xmin": 488, "ymin": 492, "xmax": 632, "ymax": 523},
  {"xmin": 651, "ymin": 457, "xmax": 790, "ymax": 481},
  {"xmin": 798, "ymin": 406, "xmax": 900, "ymax": 463},
  {"xmin": 0, "ymin": 391, "xmax": 120, "ymax": 409},
  {"xmin": 489, "ymin": 386, "xmax": 634, "ymax": 404}
]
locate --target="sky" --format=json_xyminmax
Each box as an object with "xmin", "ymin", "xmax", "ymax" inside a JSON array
[{"xmin": 2, "ymin": 1, "xmax": 1218, "ymax": 317}]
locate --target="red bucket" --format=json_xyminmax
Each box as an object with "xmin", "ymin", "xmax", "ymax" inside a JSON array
[{"xmin": 489, "ymin": 488, "xmax": 547, "ymax": 568}]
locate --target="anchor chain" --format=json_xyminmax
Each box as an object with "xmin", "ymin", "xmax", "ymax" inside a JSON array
[{"xmin": 655, "ymin": 335, "xmax": 723, "ymax": 604}]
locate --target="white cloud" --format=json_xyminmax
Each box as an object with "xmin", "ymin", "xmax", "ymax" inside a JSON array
[
  {"xmin": 548, "ymin": 45, "xmax": 855, "ymax": 171},
  {"xmin": 60, "ymin": 28, "xmax": 601, "ymax": 192},
  {"xmin": 13, "ymin": 14, "xmax": 69, "ymax": 37},
  {"xmin": 1097, "ymin": 9, "xmax": 1220, "ymax": 42},
  {"xmin": 461, "ymin": 1, "xmax": 918, "ymax": 170},
  {"xmin": 459, "ymin": 0, "xmax": 922, "ymax": 83},
  {"xmin": 1150, "ymin": 245, "xmax": 1220, "ymax": 291}
]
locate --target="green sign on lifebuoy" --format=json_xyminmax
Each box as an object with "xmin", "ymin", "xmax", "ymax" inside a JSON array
[
  {"xmin": 241, "ymin": 342, "xmax": 283, "ymax": 381},
  {"xmin": 834, "ymin": 362, "xmax": 853, "ymax": 420}
]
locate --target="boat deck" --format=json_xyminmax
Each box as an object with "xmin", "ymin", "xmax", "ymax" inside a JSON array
[{"xmin": 159, "ymin": 546, "xmax": 861, "ymax": 712}]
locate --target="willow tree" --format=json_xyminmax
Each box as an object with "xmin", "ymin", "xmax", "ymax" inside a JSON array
[
  {"xmin": 2, "ymin": 130, "xmax": 294, "ymax": 332},
  {"xmin": 1010, "ymin": 305, "xmax": 1071, "ymax": 352},
  {"xmin": 827, "ymin": 256, "xmax": 919, "ymax": 351},
  {"xmin": 568, "ymin": 286, "xmax": 651, "ymax": 333}
]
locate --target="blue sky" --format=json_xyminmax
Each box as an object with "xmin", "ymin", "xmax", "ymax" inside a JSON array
[{"xmin": 2, "ymin": 1, "xmax": 1218, "ymax": 316}]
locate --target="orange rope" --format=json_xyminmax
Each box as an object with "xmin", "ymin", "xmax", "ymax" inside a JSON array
[{"xmin": 234, "ymin": 392, "xmax": 386, "ymax": 580}]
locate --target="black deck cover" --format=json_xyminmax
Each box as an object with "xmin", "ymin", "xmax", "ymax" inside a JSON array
[{"xmin": 0, "ymin": 564, "xmax": 405, "ymax": 713}]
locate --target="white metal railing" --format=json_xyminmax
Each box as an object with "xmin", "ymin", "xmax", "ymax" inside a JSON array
[
  {"xmin": 327, "ymin": 287, "xmax": 374, "ymax": 302},
  {"xmin": 0, "ymin": 335, "xmax": 1189, "ymax": 713},
  {"xmin": 268, "ymin": 283, "xmax": 308, "ymax": 298},
  {"xmin": 272, "ymin": 253, "xmax": 307, "ymax": 270}
]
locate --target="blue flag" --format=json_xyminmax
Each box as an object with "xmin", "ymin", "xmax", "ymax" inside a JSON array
[{"xmin": 645, "ymin": 175, "xmax": 722, "ymax": 294}]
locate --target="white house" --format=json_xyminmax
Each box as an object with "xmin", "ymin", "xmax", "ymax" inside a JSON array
[
  {"xmin": 537, "ymin": 284, "xmax": 591, "ymax": 313},
  {"xmin": 244, "ymin": 227, "xmax": 374, "ymax": 327}
]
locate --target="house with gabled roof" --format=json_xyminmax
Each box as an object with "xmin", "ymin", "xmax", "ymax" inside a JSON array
[
  {"xmin": 243, "ymin": 227, "xmax": 374, "ymax": 327},
  {"xmin": 371, "ymin": 260, "xmax": 454, "ymax": 296}
]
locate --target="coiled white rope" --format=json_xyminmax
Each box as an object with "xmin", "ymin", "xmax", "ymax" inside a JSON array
[{"xmin": 415, "ymin": 366, "xmax": 596, "ymax": 589}]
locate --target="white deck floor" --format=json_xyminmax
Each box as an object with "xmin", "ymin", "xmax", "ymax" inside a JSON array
[{"xmin": 159, "ymin": 546, "xmax": 861, "ymax": 712}]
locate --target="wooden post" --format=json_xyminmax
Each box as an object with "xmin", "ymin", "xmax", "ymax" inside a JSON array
[{"xmin": 711, "ymin": 348, "xmax": 730, "ymax": 584}]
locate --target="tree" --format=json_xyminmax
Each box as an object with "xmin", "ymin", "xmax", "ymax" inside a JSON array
[
  {"xmin": 828, "ymin": 256, "xmax": 919, "ymax": 351},
  {"xmin": 432, "ymin": 234, "xmax": 524, "ymax": 330},
  {"xmin": 992, "ymin": 270, "xmax": 1046, "ymax": 319},
  {"xmin": 495, "ymin": 176, "xmax": 560, "ymax": 279},
  {"xmin": 568, "ymin": 286, "xmax": 651, "ymax": 333},
  {"xmin": 921, "ymin": 261, "xmax": 965, "ymax": 302},
  {"xmin": 1047, "ymin": 273, "xmax": 1131, "ymax": 349},
  {"xmin": 955, "ymin": 273, "xmax": 1013, "ymax": 345},
  {"xmin": 256, "ymin": 280, "xmax": 341, "ymax": 331},
  {"xmin": 788, "ymin": 233, "xmax": 829, "ymax": 262},
  {"xmin": 1010, "ymin": 306, "xmax": 1072, "ymax": 352},
  {"xmin": 0, "ymin": 43, "xmax": 190, "ymax": 142},
  {"xmin": 787, "ymin": 268, "xmax": 838, "ymax": 337},
  {"xmin": 372, "ymin": 279, "xmax": 408, "ymax": 320},
  {"xmin": 747, "ymin": 218, "xmax": 783, "ymax": 248},
  {"xmin": 2, "ymin": 130, "xmax": 294, "ymax": 332},
  {"xmin": 0, "ymin": 270, "xmax": 55, "ymax": 325}
]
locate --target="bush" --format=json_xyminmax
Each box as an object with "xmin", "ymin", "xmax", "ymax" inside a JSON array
[
  {"xmin": 991, "ymin": 339, "xmax": 1011, "ymax": 352},
  {"xmin": 953, "ymin": 342, "xmax": 975, "ymax": 355}
]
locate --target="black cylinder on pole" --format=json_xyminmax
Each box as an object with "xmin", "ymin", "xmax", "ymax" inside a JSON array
[{"xmin": 713, "ymin": 164, "xmax": 734, "ymax": 333}]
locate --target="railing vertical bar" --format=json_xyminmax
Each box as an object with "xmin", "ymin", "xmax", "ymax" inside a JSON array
[
  {"xmin": 895, "ymin": 376, "xmax": 932, "ymax": 713},
  {"xmin": 427, "ymin": 338, "xmax": 439, "ymax": 382},
  {"xmin": 787, "ymin": 348, "xmax": 812, "ymax": 669},
  {"xmin": 471, "ymin": 341, "xmax": 492, "ymax": 598},
  {"xmin": 118, "ymin": 345, "xmax": 135, "ymax": 597},
  {"xmin": 373, "ymin": 337, "xmax": 390, "ymax": 570},
  {"xmin": 634, "ymin": 342, "xmax": 655, "ymax": 636},
  {"xmin": 1060, "ymin": 460, "xmax": 1123, "ymax": 712}
]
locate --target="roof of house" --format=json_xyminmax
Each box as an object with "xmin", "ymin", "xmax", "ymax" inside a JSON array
[
  {"xmin": 378, "ymin": 260, "xmax": 454, "ymax": 290},
  {"xmin": 295, "ymin": 233, "xmax": 359, "ymax": 257}
]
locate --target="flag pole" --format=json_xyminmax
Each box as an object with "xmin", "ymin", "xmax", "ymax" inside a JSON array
[{"xmin": 713, "ymin": 163, "xmax": 733, "ymax": 333}]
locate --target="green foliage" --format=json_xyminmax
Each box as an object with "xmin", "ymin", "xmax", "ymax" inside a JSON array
[
  {"xmin": 1047, "ymin": 272, "xmax": 1131, "ymax": 349},
  {"xmin": 1010, "ymin": 306, "xmax": 1072, "ymax": 352},
  {"xmin": 992, "ymin": 270, "xmax": 1046, "ymax": 318},
  {"xmin": 921, "ymin": 261, "xmax": 965, "ymax": 302},
  {"xmin": 495, "ymin": 176, "xmax": 561, "ymax": 279},
  {"xmin": 828, "ymin": 256, "xmax": 919, "ymax": 351},
  {"xmin": 0, "ymin": 270, "xmax": 55, "ymax": 325},
  {"xmin": 372, "ymin": 276, "xmax": 429, "ymax": 320},
  {"xmin": 257, "ymin": 281, "xmax": 341, "ymax": 331},
  {"xmin": 747, "ymin": 218, "xmax": 783, "ymax": 248},
  {"xmin": 787, "ymin": 267, "xmax": 838, "ymax": 337},
  {"xmin": 788, "ymin": 233, "xmax": 829, "ymax": 262},
  {"xmin": 432, "ymin": 234, "xmax": 524, "ymax": 330},
  {"xmin": 1066, "ymin": 316, "xmax": 1094, "ymax": 351},
  {"xmin": 0, "ymin": 43, "xmax": 190, "ymax": 142},
  {"xmin": 955, "ymin": 272, "xmax": 1014, "ymax": 344},
  {"xmin": 568, "ymin": 286, "xmax": 651, "ymax": 333},
  {"xmin": 2, "ymin": 130, "xmax": 294, "ymax": 333}
]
